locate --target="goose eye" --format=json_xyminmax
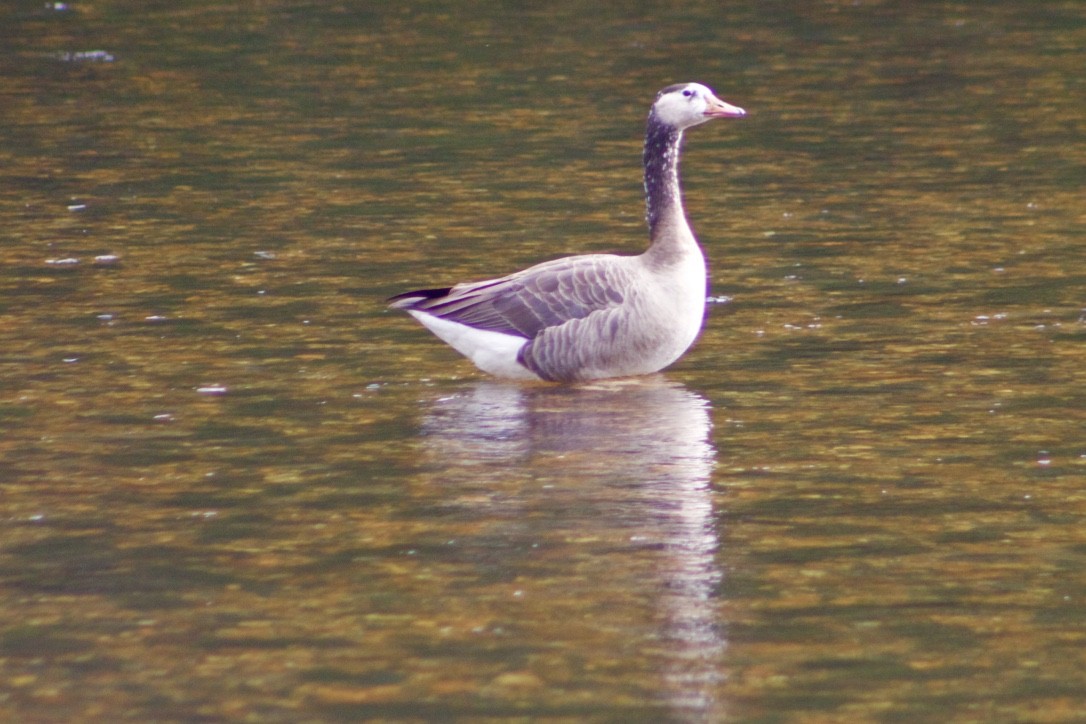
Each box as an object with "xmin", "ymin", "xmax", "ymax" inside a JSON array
[{"xmin": 682, "ymin": 89, "xmax": 695, "ymax": 98}]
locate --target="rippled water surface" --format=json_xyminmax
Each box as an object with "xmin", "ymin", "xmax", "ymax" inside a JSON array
[{"xmin": 1, "ymin": 1, "xmax": 1084, "ymax": 720}]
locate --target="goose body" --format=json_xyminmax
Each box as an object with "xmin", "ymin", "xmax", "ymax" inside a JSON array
[{"xmin": 389, "ymin": 83, "xmax": 745, "ymax": 382}]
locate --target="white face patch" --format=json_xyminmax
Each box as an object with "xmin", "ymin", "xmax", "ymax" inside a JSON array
[{"xmin": 652, "ymin": 83, "xmax": 716, "ymax": 129}]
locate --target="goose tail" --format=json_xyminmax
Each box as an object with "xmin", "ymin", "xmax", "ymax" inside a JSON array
[{"xmin": 387, "ymin": 287, "xmax": 453, "ymax": 310}]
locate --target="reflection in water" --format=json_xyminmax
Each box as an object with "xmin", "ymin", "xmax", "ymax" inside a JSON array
[
  {"xmin": 418, "ymin": 377, "xmax": 723, "ymax": 720},
  {"xmin": 0, "ymin": 0, "xmax": 1080, "ymax": 719}
]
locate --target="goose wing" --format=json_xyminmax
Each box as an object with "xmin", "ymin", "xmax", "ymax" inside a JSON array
[{"xmin": 389, "ymin": 254, "xmax": 635, "ymax": 339}]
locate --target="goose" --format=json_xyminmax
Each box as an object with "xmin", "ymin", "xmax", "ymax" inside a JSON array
[{"xmin": 388, "ymin": 82, "xmax": 745, "ymax": 382}]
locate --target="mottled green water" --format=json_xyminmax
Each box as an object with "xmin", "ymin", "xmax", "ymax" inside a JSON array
[{"xmin": 1, "ymin": 1, "xmax": 1083, "ymax": 721}]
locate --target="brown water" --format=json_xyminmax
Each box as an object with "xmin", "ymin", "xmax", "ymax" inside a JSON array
[{"xmin": 1, "ymin": 1, "xmax": 1084, "ymax": 721}]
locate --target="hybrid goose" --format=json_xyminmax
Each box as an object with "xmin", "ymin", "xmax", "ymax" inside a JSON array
[{"xmin": 389, "ymin": 82, "xmax": 746, "ymax": 382}]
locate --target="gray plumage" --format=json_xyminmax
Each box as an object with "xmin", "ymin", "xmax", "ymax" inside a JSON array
[{"xmin": 389, "ymin": 83, "xmax": 746, "ymax": 382}]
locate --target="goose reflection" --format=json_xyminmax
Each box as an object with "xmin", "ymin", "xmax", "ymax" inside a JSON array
[{"xmin": 417, "ymin": 376, "xmax": 725, "ymax": 721}]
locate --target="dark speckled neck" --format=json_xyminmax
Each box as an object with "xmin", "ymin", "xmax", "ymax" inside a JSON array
[{"xmin": 643, "ymin": 112, "xmax": 685, "ymax": 240}]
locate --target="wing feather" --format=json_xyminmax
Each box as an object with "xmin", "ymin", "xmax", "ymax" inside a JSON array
[{"xmin": 390, "ymin": 254, "xmax": 636, "ymax": 339}]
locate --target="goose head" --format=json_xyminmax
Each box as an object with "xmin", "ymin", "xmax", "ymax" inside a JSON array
[{"xmin": 651, "ymin": 82, "xmax": 746, "ymax": 130}]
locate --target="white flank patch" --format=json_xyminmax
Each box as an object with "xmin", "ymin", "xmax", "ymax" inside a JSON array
[{"xmin": 408, "ymin": 311, "xmax": 539, "ymax": 380}]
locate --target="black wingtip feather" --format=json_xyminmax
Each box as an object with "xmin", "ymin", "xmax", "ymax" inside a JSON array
[{"xmin": 387, "ymin": 287, "xmax": 453, "ymax": 309}]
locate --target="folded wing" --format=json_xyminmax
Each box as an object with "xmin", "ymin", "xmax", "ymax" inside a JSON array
[{"xmin": 389, "ymin": 254, "xmax": 633, "ymax": 340}]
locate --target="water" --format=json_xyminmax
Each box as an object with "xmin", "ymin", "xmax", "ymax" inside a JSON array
[{"xmin": 1, "ymin": 0, "xmax": 1083, "ymax": 720}]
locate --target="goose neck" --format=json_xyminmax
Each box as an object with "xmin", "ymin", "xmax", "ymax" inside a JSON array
[{"xmin": 642, "ymin": 116, "xmax": 694, "ymax": 260}]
